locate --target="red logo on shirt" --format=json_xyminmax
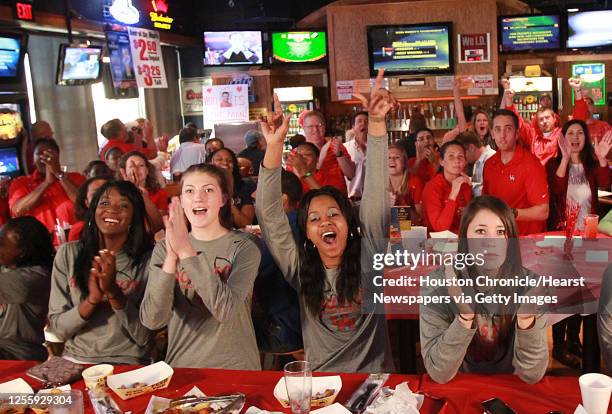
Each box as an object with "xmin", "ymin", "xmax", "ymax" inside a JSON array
[
  {"xmin": 214, "ymin": 257, "xmax": 232, "ymax": 282},
  {"xmin": 175, "ymin": 269, "xmax": 193, "ymax": 290},
  {"xmin": 116, "ymin": 279, "xmax": 139, "ymax": 295}
]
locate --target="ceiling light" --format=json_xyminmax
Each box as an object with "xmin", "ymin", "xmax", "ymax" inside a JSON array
[{"xmin": 567, "ymin": 8, "xmax": 579, "ymax": 12}]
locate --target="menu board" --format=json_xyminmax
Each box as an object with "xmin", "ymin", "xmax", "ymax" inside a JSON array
[{"xmin": 128, "ymin": 27, "xmax": 167, "ymax": 88}]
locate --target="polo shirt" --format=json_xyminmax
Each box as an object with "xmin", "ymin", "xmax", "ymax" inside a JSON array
[
  {"xmin": 482, "ymin": 145, "xmax": 549, "ymax": 235},
  {"xmin": 8, "ymin": 170, "xmax": 86, "ymax": 241},
  {"xmin": 407, "ymin": 156, "xmax": 438, "ymax": 184},
  {"xmin": 422, "ymin": 173, "xmax": 472, "ymax": 234},
  {"xmin": 343, "ymin": 140, "xmax": 366, "ymax": 199},
  {"xmin": 149, "ymin": 188, "xmax": 170, "ymax": 213}
]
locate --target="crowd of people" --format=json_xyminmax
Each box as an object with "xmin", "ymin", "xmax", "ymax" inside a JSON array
[{"xmin": 0, "ymin": 70, "xmax": 610, "ymax": 383}]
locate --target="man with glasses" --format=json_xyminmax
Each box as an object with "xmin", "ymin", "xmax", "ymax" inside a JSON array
[{"xmin": 301, "ymin": 111, "xmax": 355, "ymax": 195}]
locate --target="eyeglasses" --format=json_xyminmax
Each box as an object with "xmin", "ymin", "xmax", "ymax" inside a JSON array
[{"xmin": 304, "ymin": 124, "xmax": 324, "ymax": 130}]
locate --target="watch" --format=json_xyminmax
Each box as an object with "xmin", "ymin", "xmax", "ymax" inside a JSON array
[{"xmin": 56, "ymin": 172, "xmax": 66, "ymax": 181}]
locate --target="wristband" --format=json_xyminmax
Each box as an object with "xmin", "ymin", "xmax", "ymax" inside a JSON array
[
  {"xmin": 302, "ymin": 171, "xmax": 313, "ymax": 179},
  {"xmin": 458, "ymin": 313, "xmax": 475, "ymax": 322}
]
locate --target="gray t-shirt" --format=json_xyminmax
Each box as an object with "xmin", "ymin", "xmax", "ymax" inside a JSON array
[
  {"xmin": 140, "ymin": 231, "xmax": 261, "ymax": 370},
  {"xmin": 0, "ymin": 266, "xmax": 50, "ymax": 360},
  {"xmin": 48, "ymin": 242, "xmax": 153, "ymax": 364},
  {"xmin": 256, "ymin": 134, "xmax": 394, "ymax": 373}
]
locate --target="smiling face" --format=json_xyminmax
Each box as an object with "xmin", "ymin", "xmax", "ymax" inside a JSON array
[
  {"xmin": 211, "ymin": 149, "xmax": 234, "ymax": 172},
  {"xmin": 565, "ymin": 123, "xmax": 586, "ymax": 154},
  {"xmin": 303, "ymin": 114, "xmax": 326, "ymax": 148},
  {"xmin": 474, "ymin": 113, "xmax": 489, "ymax": 138},
  {"xmin": 466, "ymin": 209, "xmax": 507, "ymax": 273},
  {"xmin": 305, "ymin": 194, "xmax": 348, "ymax": 265},
  {"xmin": 440, "ymin": 144, "xmax": 466, "ymax": 176},
  {"xmin": 388, "ymin": 147, "xmax": 406, "ymax": 176},
  {"xmin": 95, "ymin": 187, "xmax": 134, "ymax": 237},
  {"xmin": 492, "ymin": 114, "xmax": 518, "ymax": 153},
  {"xmin": 181, "ymin": 171, "xmax": 227, "ymax": 230}
]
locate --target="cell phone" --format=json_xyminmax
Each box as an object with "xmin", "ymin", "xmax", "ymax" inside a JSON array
[{"xmin": 481, "ymin": 398, "xmax": 517, "ymax": 414}]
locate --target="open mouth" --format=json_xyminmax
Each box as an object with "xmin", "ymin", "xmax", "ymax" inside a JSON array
[
  {"xmin": 193, "ymin": 207, "xmax": 208, "ymax": 216},
  {"xmin": 570, "ymin": 142, "xmax": 580, "ymax": 149},
  {"xmin": 321, "ymin": 230, "xmax": 337, "ymax": 245}
]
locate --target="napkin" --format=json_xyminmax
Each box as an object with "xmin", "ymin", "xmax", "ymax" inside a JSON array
[
  {"xmin": 312, "ymin": 403, "xmax": 352, "ymax": 413},
  {"xmin": 364, "ymin": 382, "xmax": 422, "ymax": 414},
  {"xmin": 573, "ymin": 405, "xmax": 588, "ymax": 414}
]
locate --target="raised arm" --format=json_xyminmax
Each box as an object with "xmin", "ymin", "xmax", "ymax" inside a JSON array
[{"xmin": 255, "ymin": 94, "xmax": 300, "ymax": 288}]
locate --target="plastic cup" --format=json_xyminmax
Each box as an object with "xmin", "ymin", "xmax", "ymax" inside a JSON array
[
  {"xmin": 284, "ymin": 361, "xmax": 312, "ymax": 414},
  {"xmin": 579, "ymin": 373, "xmax": 612, "ymax": 414},
  {"xmin": 583, "ymin": 214, "xmax": 599, "ymax": 239},
  {"xmin": 82, "ymin": 364, "xmax": 113, "ymax": 394}
]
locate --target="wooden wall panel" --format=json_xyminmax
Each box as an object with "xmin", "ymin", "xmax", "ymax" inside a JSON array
[{"xmin": 327, "ymin": 0, "xmax": 499, "ymax": 101}]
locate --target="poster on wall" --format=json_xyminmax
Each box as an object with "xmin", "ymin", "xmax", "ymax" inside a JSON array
[
  {"xmin": 180, "ymin": 77, "xmax": 212, "ymax": 116},
  {"xmin": 128, "ymin": 27, "xmax": 167, "ymax": 88},
  {"xmin": 202, "ymin": 84, "xmax": 249, "ymax": 130},
  {"xmin": 572, "ymin": 63, "xmax": 605, "ymax": 106},
  {"xmin": 106, "ymin": 29, "xmax": 137, "ymax": 89},
  {"xmin": 457, "ymin": 33, "xmax": 490, "ymax": 63}
]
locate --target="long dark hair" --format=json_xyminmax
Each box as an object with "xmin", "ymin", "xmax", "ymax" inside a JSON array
[
  {"xmin": 209, "ymin": 147, "xmax": 242, "ymax": 194},
  {"xmin": 180, "ymin": 163, "xmax": 232, "ymax": 230},
  {"xmin": 74, "ymin": 177, "xmax": 111, "ymax": 221},
  {"xmin": 1, "ymin": 216, "xmax": 54, "ymax": 269},
  {"xmin": 297, "ymin": 186, "xmax": 361, "ymax": 315},
  {"xmin": 560, "ymin": 119, "xmax": 598, "ymax": 170},
  {"xmin": 74, "ymin": 180, "xmax": 153, "ymax": 294},
  {"xmin": 119, "ymin": 151, "xmax": 161, "ymax": 194},
  {"xmin": 457, "ymin": 195, "xmax": 524, "ymax": 279}
]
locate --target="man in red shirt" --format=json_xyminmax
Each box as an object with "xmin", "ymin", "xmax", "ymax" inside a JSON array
[
  {"xmin": 301, "ymin": 111, "xmax": 355, "ymax": 195},
  {"xmin": 501, "ymin": 80, "xmax": 560, "ymax": 165},
  {"xmin": 9, "ymin": 138, "xmax": 85, "ymax": 244},
  {"xmin": 569, "ymin": 78, "xmax": 611, "ymax": 159},
  {"xmin": 482, "ymin": 109, "xmax": 549, "ymax": 235},
  {"xmin": 407, "ymin": 128, "xmax": 440, "ymax": 183},
  {"xmin": 99, "ymin": 119, "xmax": 155, "ymax": 161}
]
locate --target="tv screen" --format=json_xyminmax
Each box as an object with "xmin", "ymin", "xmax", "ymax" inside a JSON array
[
  {"xmin": 203, "ymin": 31, "xmax": 263, "ymax": 66},
  {"xmin": 56, "ymin": 44, "xmax": 103, "ymax": 86},
  {"xmin": 0, "ymin": 34, "xmax": 23, "ymax": 79},
  {"xmin": 499, "ymin": 14, "xmax": 561, "ymax": 52},
  {"xmin": 271, "ymin": 31, "xmax": 327, "ymax": 63},
  {"xmin": 567, "ymin": 10, "xmax": 612, "ymax": 49},
  {"xmin": 0, "ymin": 105, "xmax": 23, "ymax": 141},
  {"xmin": 367, "ymin": 23, "xmax": 453, "ymax": 76},
  {"xmin": 0, "ymin": 147, "xmax": 20, "ymax": 176}
]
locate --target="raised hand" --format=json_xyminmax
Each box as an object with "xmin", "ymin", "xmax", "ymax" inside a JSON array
[
  {"xmin": 165, "ymin": 196, "xmax": 194, "ymax": 259},
  {"xmin": 557, "ymin": 133, "xmax": 571, "ymax": 160},
  {"xmin": 87, "ymin": 267, "xmax": 105, "ymax": 305},
  {"xmin": 259, "ymin": 93, "xmax": 290, "ymax": 148},
  {"xmin": 594, "ymin": 130, "xmax": 612, "ymax": 163},
  {"xmin": 500, "ymin": 78, "xmax": 510, "ymax": 91},
  {"xmin": 568, "ymin": 77, "xmax": 582, "ymax": 91},
  {"xmin": 93, "ymin": 249, "xmax": 119, "ymax": 296},
  {"xmin": 286, "ymin": 152, "xmax": 308, "ymax": 178},
  {"xmin": 353, "ymin": 69, "xmax": 399, "ymax": 136}
]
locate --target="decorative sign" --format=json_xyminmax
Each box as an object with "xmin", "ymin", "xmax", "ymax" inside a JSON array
[
  {"xmin": 106, "ymin": 29, "xmax": 137, "ymax": 89},
  {"xmin": 128, "ymin": 27, "xmax": 167, "ymax": 88},
  {"xmin": 13, "ymin": 0, "xmax": 34, "ymax": 22},
  {"xmin": 458, "ymin": 33, "xmax": 490, "ymax": 63},
  {"xmin": 472, "ymin": 74, "xmax": 494, "ymax": 89},
  {"xmin": 336, "ymin": 80, "xmax": 354, "ymax": 100},
  {"xmin": 203, "ymin": 84, "xmax": 249, "ymax": 130},
  {"xmin": 149, "ymin": 0, "xmax": 174, "ymax": 30},
  {"xmin": 180, "ymin": 77, "xmax": 212, "ymax": 116},
  {"xmin": 108, "ymin": 0, "xmax": 140, "ymax": 25},
  {"xmin": 572, "ymin": 63, "xmax": 606, "ymax": 106}
]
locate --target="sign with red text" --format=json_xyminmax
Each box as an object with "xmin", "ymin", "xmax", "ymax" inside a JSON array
[
  {"xmin": 203, "ymin": 84, "xmax": 249, "ymax": 130},
  {"xmin": 128, "ymin": 27, "xmax": 167, "ymax": 88},
  {"xmin": 458, "ymin": 33, "xmax": 490, "ymax": 63},
  {"xmin": 180, "ymin": 77, "xmax": 212, "ymax": 116}
]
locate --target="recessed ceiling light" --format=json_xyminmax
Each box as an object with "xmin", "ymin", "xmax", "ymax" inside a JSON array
[{"xmin": 567, "ymin": 8, "xmax": 579, "ymax": 12}]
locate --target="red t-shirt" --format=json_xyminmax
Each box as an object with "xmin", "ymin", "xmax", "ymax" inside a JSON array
[
  {"xmin": 393, "ymin": 174, "xmax": 424, "ymax": 206},
  {"xmin": 422, "ymin": 173, "xmax": 472, "ymax": 234},
  {"xmin": 482, "ymin": 145, "xmax": 549, "ymax": 235},
  {"xmin": 9, "ymin": 171, "xmax": 86, "ymax": 243},
  {"xmin": 100, "ymin": 140, "xmax": 153, "ymax": 160},
  {"xmin": 68, "ymin": 220, "xmax": 85, "ymax": 241},
  {"xmin": 296, "ymin": 148, "xmax": 352, "ymax": 195},
  {"xmin": 149, "ymin": 188, "xmax": 169, "ymax": 213},
  {"xmin": 511, "ymin": 105, "xmax": 560, "ymax": 166},
  {"xmin": 407, "ymin": 156, "xmax": 438, "ymax": 184}
]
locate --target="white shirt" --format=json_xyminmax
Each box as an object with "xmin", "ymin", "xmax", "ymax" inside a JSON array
[
  {"xmin": 472, "ymin": 145, "xmax": 496, "ymax": 197},
  {"xmin": 170, "ymin": 141, "xmax": 207, "ymax": 175},
  {"xmin": 567, "ymin": 163, "xmax": 591, "ymax": 230},
  {"xmin": 343, "ymin": 139, "xmax": 366, "ymax": 199}
]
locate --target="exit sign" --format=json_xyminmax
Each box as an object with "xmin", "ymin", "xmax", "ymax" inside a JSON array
[{"xmin": 14, "ymin": 1, "xmax": 34, "ymax": 22}]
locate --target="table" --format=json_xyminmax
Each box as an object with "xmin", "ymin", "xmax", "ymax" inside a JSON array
[{"xmin": 0, "ymin": 361, "xmax": 587, "ymax": 414}]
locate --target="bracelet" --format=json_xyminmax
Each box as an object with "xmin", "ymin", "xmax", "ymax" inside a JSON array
[
  {"xmin": 302, "ymin": 171, "xmax": 313, "ymax": 179},
  {"xmin": 458, "ymin": 313, "xmax": 475, "ymax": 322}
]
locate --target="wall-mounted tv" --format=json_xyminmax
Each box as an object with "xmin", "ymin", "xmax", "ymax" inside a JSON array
[
  {"xmin": 56, "ymin": 44, "xmax": 103, "ymax": 86},
  {"xmin": 0, "ymin": 147, "xmax": 20, "ymax": 176},
  {"xmin": 0, "ymin": 33, "xmax": 25, "ymax": 81},
  {"xmin": 271, "ymin": 31, "xmax": 327, "ymax": 63},
  {"xmin": 367, "ymin": 23, "xmax": 453, "ymax": 76},
  {"xmin": 499, "ymin": 14, "xmax": 561, "ymax": 52},
  {"xmin": 203, "ymin": 31, "xmax": 263, "ymax": 66},
  {"xmin": 567, "ymin": 10, "xmax": 612, "ymax": 49}
]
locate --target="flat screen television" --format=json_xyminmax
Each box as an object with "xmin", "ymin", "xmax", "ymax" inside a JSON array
[
  {"xmin": 56, "ymin": 44, "xmax": 103, "ymax": 86},
  {"xmin": 271, "ymin": 31, "xmax": 327, "ymax": 63},
  {"xmin": 0, "ymin": 33, "xmax": 24, "ymax": 81},
  {"xmin": 499, "ymin": 14, "xmax": 561, "ymax": 52},
  {"xmin": 566, "ymin": 10, "xmax": 612, "ymax": 49},
  {"xmin": 367, "ymin": 23, "xmax": 453, "ymax": 76},
  {"xmin": 0, "ymin": 147, "xmax": 20, "ymax": 176},
  {"xmin": 203, "ymin": 31, "xmax": 263, "ymax": 66}
]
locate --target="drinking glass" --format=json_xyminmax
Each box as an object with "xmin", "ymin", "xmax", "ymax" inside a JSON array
[
  {"xmin": 583, "ymin": 214, "xmax": 599, "ymax": 239},
  {"xmin": 284, "ymin": 360, "xmax": 312, "ymax": 414}
]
